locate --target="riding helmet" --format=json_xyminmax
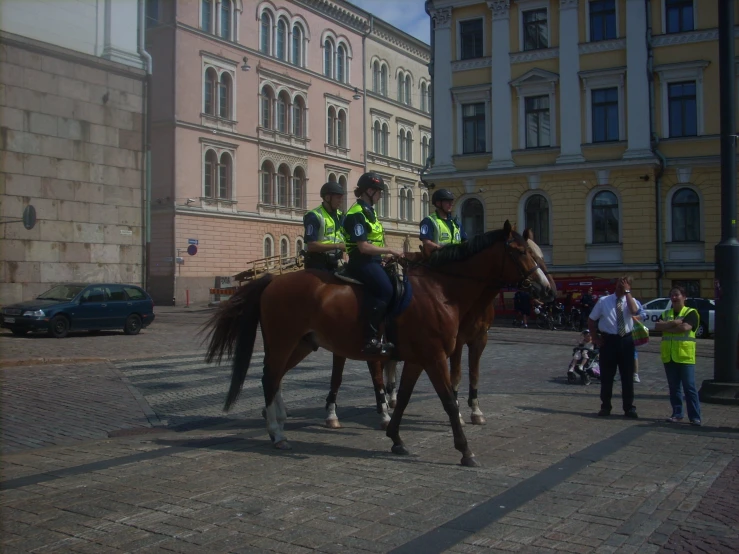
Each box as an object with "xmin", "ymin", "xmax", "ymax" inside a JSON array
[
  {"xmin": 356, "ymin": 172, "xmax": 388, "ymax": 192},
  {"xmin": 431, "ymin": 188, "xmax": 455, "ymax": 205},
  {"xmin": 320, "ymin": 181, "xmax": 344, "ymax": 198}
]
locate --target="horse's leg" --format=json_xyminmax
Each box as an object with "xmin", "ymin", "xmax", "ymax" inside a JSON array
[
  {"xmin": 325, "ymin": 354, "xmax": 346, "ymax": 429},
  {"xmin": 467, "ymin": 331, "xmax": 488, "ymax": 425},
  {"xmin": 425, "ymin": 358, "xmax": 479, "ymax": 467},
  {"xmin": 384, "ymin": 360, "xmax": 398, "ymax": 408},
  {"xmin": 449, "ymin": 343, "xmax": 465, "ymax": 425},
  {"xmin": 386, "ymin": 362, "xmax": 423, "ymax": 456},
  {"xmin": 368, "ymin": 361, "xmax": 391, "ymax": 430}
]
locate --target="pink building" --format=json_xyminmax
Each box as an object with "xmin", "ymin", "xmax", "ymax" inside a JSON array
[{"xmin": 146, "ymin": 0, "xmax": 370, "ymax": 304}]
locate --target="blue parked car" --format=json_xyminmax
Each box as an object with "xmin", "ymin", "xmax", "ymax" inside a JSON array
[{"xmin": 1, "ymin": 283, "xmax": 155, "ymax": 338}]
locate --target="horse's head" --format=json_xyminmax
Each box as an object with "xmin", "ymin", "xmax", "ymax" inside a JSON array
[{"xmin": 503, "ymin": 221, "xmax": 555, "ymax": 302}]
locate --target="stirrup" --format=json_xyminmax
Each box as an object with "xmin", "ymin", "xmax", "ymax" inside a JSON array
[{"xmin": 362, "ymin": 338, "xmax": 392, "ymax": 355}]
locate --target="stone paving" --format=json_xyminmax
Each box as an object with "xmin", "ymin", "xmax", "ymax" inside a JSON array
[{"xmin": 0, "ymin": 310, "xmax": 736, "ymax": 553}]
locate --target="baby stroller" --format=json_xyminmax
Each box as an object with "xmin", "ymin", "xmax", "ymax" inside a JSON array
[{"xmin": 567, "ymin": 346, "xmax": 601, "ymax": 385}]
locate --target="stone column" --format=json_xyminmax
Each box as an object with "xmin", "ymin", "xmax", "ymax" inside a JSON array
[
  {"xmin": 430, "ymin": 7, "xmax": 455, "ymax": 173},
  {"xmin": 102, "ymin": 0, "xmax": 143, "ymax": 67},
  {"xmin": 557, "ymin": 0, "xmax": 585, "ymax": 163},
  {"xmin": 623, "ymin": 0, "xmax": 652, "ymax": 158},
  {"xmin": 487, "ymin": 0, "xmax": 514, "ymax": 169}
]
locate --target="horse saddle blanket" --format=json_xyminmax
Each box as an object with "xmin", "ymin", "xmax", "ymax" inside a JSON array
[{"xmin": 334, "ymin": 265, "xmax": 412, "ymax": 318}]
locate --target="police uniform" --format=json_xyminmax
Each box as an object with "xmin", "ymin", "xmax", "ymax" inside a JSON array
[
  {"xmin": 419, "ymin": 213, "xmax": 465, "ymax": 245},
  {"xmin": 661, "ymin": 304, "xmax": 702, "ymax": 423},
  {"xmin": 303, "ymin": 204, "xmax": 344, "ymax": 270}
]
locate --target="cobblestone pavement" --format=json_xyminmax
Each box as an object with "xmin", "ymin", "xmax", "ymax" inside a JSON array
[{"xmin": 1, "ymin": 312, "xmax": 736, "ymax": 553}]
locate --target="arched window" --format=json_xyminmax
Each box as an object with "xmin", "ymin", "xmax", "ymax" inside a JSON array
[
  {"xmin": 260, "ymin": 86, "xmax": 274, "ymax": 128},
  {"xmin": 292, "ymin": 25, "xmax": 302, "ymax": 66},
  {"xmin": 372, "ymin": 61, "xmax": 380, "ymax": 92},
  {"xmin": 525, "ymin": 194, "xmax": 550, "ymax": 245},
  {"xmin": 592, "ymin": 190, "xmax": 619, "ymax": 244},
  {"xmin": 261, "ymin": 161, "xmax": 274, "ymax": 204},
  {"xmin": 276, "ymin": 164, "xmax": 290, "ymax": 206},
  {"xmin": 324, "ymin": 39, "xmax": 334, "ymax": 78},
  {"xmin": 202, "ymin": 0, "xmax": 213, "ymax": 32},
  {"xmin": 374, "ymin": 121, "xmax": 382, "ymax": 153},
  {"xmin": 328, "ymin": 172, "xmax": 337, "ymax": 183},
  {"xmin": 260, "ymin": 12, "xmax": 271, "ymax": 54},
  {"xmin": 672, "ymin": 187, "xmax": 700, "ymax": 242},
  {"xmin": 405, "ymin": 132, "xmax": 413, "ymax": 162},
  {"xmin": 277, "ymin": 19, "xmax": 287, "ymax": 60},
  {"xmin": 405, "ymin": 75, "xmax": 412, "ymax": 106},
  {"xmin": 280, "ymin": 237, "xmax": 289, "ymax": 260},
  {"xmin": 204, "ymin": 68, "xmax": 217, "ymax": 115},
  {"xmin": 461, "ymin": 198, "xmax": 485, "ymax": 238},
  {"xmin": 218, "ymin": 153, "xmax": 231, "ymax": 198},
  {"xmin": 381, "ymin": 65, "xmax": 388, "ymax": 96},
  {"xmin": 337, "ymin": 110, "xmax": 346, "ymax": 147},
  {"xmin": 397, "ymin": 75, "xmax": 404, "ymax": 103},
  {"xmin": 406, "ymin": 189, "xmax": 414, "ymax": 222},
  {"xmin": 336, "ymin": 45, "xmax": 346, "ymax": 82},
  {"xmin": 220, "ymin": 0, "xmax": 231, "ymax": 39},
  {"xmin": 204, "ymin": 149, "xmax": 218, "ymax": 197},
  {"xmin": 421, "ymin": 136, "xmax": 429, "ymax": 164},
  {"xmin": 292, "ymin": 167, "xmax": 305, "ymax": 209},
  {"xmin": 292, "ymin": 96, "xmax": 305, "ymax": 137},
  {"xmin": 218, "ymin": 73, "xmax": 231, "ymax": 119},
  {"xmin": 421, "ymin": 191, "xmax": 429, "ymax": 218},
  {"xmin": 339, "ymin": 175, "xmax": 348, "ymax": 211},
  {"xmin": 296, "ymin": 237, "xmax": 304, "ymax": 253},
  {"xmin": 264, "ymin": 235, "xmax": 274, "ymax": 258},
  {"xmin": 421, "ymin": 82, "xmax": 428, "ymax": 112},
  {"xmin": 277, "ymin": 91, "xmax": 289, "ymax": 133},
  {"xmin": 327, "ymin": 106, "xmax": 336, "ymax": 145},
  {"xmin": 399, "ymin": 129, "xmax": 406, "ymax": 160},
  {"xmin": 381, "ymin": 123, "xmax": 389, "ymax": 155},
  {"xmin": 399, "ymin": 189, "xmax": 407, "ymax": 220}
]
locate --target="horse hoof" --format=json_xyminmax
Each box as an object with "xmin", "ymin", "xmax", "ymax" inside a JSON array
[
  {"xmin": 273, "ymin": 440, "xmax": 292, "ymax": 450},
  {"xmin": 325, "ymin": 418, "xmax": 342, "ymax": 429},
  {"xmin": 461, "ymin": 455, "xmax": 480, "ymax": 468},
  {"xmin": 391, "ymin": 444, "xmax": 411, "ymax": 456},
  {"xmin": 389, "ymin": 399, "xmax": 397, "ymax": 409},
  {"xmin": 471, "ymin": 414, "xmax": 486, "ymax": 425}
]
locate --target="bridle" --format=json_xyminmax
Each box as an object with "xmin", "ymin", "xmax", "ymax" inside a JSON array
[{"xmin": 504, "ymin": 238, "xmax": 548, "ymax": 292}]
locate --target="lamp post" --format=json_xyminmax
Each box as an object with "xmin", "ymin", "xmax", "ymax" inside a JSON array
[{"xmin": 699, "ymin": 0, "xmax": 739, "ymax": 405}]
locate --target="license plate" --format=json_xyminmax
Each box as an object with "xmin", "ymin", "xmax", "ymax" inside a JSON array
[{"xmin": 4, "ymin": 317, "xmax": 15, "ymax": 324}]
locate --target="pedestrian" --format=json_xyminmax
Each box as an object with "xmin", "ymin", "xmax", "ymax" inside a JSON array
[
  {"xmin": 587, "ymin": 275, "xmax": 641, "ymax": 418},
  {"xmin": 514, "ymin": 289, "xmax": 531, "ymax": 328},
  {"xmin": 632, "ymin": 300, "xmax": 647, "ymax": 383},
  {"xmin": 655, "ymin": 286, "xmax": 702, "ymax": 426},
  {"xmin": 580, "ymin": 287, "xmax": 595, "ymax": 330},
  {"xmin": 303, "ymin": 181, "xmax": 347, "ymax": 271}
]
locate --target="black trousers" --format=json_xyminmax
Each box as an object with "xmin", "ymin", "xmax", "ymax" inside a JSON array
[{"xmin": 599, "ymin": 332, "xmax": 635, "ymax": 413}]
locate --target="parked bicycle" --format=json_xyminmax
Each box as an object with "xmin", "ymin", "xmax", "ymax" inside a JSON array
[{"xmin": 535, "ymin": 302, "xmax": 565, "ymax": 330}]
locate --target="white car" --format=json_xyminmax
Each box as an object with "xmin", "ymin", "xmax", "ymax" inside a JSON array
[{"xmin": 641, "ymin": 297, "xmax": 715, "ymax": 338}]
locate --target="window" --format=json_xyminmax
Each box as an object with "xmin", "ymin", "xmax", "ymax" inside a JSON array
[
  {"xmin": 277, "ymin": 19, "xmax": 287, "ymax": 60},
  {"xmin": 107, "ymin": 285, "xmax": 126, "ymax": 301},
  {"xmin": 145, "ymin": 0, "xmax": 158, "ymax": 27},
  {"xmin": 324, "ymin": 39, "xmax": 334, "ymax": 78},
  {"xmin": 397, "ymin": 75, "xmax": 404, "ymax": 103},
  {"xmin": 592, "ymin": 88, "xmax": 618, "ymax": 142},
  {"xmin": 204, "ymin": 68, "xmax": 217, "ymax": 115},
  {"xmin": 204, "ymin": 150, "xmax": 217, "ymax": 197},
  {"xmin": 399, "ymin": 189, "xmax": 407, "ymax": 220},
  {"xmin": 462, "ymin": 103, "xmax": 485, "ymax": 154},
  {"xmin": 276, "ymin": 164, "xmax": 289, "ymax": 206},
  {"xmin": 525, "ymin": 194, "xmax": 550, "ymax": 245},
  {"xmin": 405, "ymin": 189, "xmax": 414, "ymax": 221},
  {"xmin": 296, "ymin": 237, "xmax": 304, "ymax": 253},
  {"xmin": 292, "ymin": 25, "xmax": 303, "ymax": 66},
  {"xmin": 381, "ymin": 65, "xmax": 388, "ymax": 96},
  {"xmin": 124, "ymin": 286, "xmax": 146, "ymax": 300},
  {"xmin": 277, "ymin": 92, "xmax": 289, "ymax": 133},
  {"xmin": 292, "ymin": 167, "xmax": 305, "ymax": 208},
  {"xmin": 264, "ymin": 235, "xmax": 274, "ymax": 258},
  {"xmin": 421, "ymin": 136, "xmax": 429, "ymax": 164},
  {"xmin": 421, "ymin": 192, "xmax": 429, "ymax": 218},
  {"xmin": 374, "ymin": 121, "xmax": 382, "ymax": 153},
  {"xmin": 461, "ymin": 198, "xmax": 484, "ymax": 238},
  {"xmin": 337, "ymin": 45, "xmax": 346, "ymax": 82},
  {"xmin": 337, "ymin": 110, "xmax": 346, "ymax": 147},
  {"xmin": 218, "ymin": 73, "xmax": 231, "ymax": 119},
  {"xmin": 260, "ymin": 86, "xmax": 274, "ymax": 128},
  {"xmin": 665, "ymin": 0, "xmax": 694, "ymax": 34},
  {"xmin": 203, "ymin": 150, "xmax": 231, "ymax": 199},
  {"xmin": 339, "ymin": 175, "xmax": 348, "ymax": 211},
  {"xmin": 327, "ymin": 106, "xmax": 336, "ymax": 145},
  {"xmin": 261, "ymin": 161, "xmax": 274, "ymax": 204},
  {"xmin": 399, "ymin": 130, "xmax": 406, "ymax": 160},
  {"xmin": 373, "ymin": 61, "xmax": 380, "ymax": 92},
  {"xmin": 381, "ymin": 123, "xmax": 389, "ymax": 155},
  {"xmin": 460, "ymin": 19, "xmax": 483, "ymax": 59},
  {"xmin": 668, "ymin": 82, "xmax": 697, "ymax": 137},
  {"xmin": 678, "ymin": 281, "xmax": 701, "ymax": 298},
  {"xmin": 647, "ymin": 298, "xmax": 670, "ymax": 311},
  {"xmin": 405, "ymin": 131, "xmax": 413, "ymax": 162},
  {"xmin": 404, "ymin": 75, "xmax": 411, "ymax": 106},
  {"xmin": 220, "ymin": 0, "xmax": 231, "ymax": 39},
  {"xmin": 523, "ymin": 9, "xmax": 548, "ymax": 51},
  {"xmin": 376, "ymin": 188, "xmax": 389, "ymax": 218},
  {"xmin": 525, "ymin": 95, "xmax": 550, "ymax": 148},
  {"xmin": 260, "ymin": 13, "xmax": 271, "ymax": 54},
  {"xmin": 281, "ymin": 237, "xmax": 289, "ymax": 259},
  {"xmin": 592, "ymin": 190, "xmax": 619, "ymax": 244},
  {"xmin": 202, "ymin": 0, "xmax": 213, "ymax": 32},
  {"xmin": 589, "ymin": 0, "xmax": 616, "ymax": 41},
  {"xmin": 292, "ymin": 96, "xmax": 305, "ymax": 137},
  {"xmin": 421, "ymin": 82, "xmax": 429, "ymax": 112},
  {"xmin": 218, "ymin": 153, "xmax": 231, "ymax": 198},
  {"xmin": 671, "ymin": 187, "xmax": 700, "ymax": 242}
]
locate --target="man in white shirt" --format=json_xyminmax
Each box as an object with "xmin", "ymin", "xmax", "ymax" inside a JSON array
[{"xmin": 587, "ymin": 276, "xmax": 641, "ymax": 418}]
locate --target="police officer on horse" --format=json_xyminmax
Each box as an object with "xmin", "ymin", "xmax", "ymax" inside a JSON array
[
  {"xmin": 343, "ymin": 172, "xmax": 404, "ymax": 355},
  {"xmin": 303, "ymin": 181, "xmax": 346, "ymax": 270},
  {"xmin": 419, "ymin": 188, "xmax": 466, "ymax": 253}
]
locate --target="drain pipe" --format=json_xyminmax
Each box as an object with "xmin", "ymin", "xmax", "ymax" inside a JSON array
[
  {"xmin": 138, "ymin": 0, "xmax": 153, "ymax": 291},
  {"xmin": 362, "ymin": 15, "xmax": 373, "ymax": 172},
  {"xmin": 646, "ymin": 0, "xmax": 666, "ymax": 297},
  {"xmin": 425, "ymin": 0, "xmax": 435, "ymax": 169}
]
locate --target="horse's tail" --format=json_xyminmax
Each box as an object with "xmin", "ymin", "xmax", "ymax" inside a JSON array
[{"xmin": 202, "ymin": 274, "xmax": 274, "ymax": 411}]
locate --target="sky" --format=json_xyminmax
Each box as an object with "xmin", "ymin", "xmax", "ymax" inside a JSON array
[{"xmin": 348, "ymin": 0, "xmax": 430, "ymax": 45}]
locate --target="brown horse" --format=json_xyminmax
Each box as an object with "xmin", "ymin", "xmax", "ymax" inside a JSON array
[{"xmin": 204, "ymin": 221, "xmax": 553, "ymax": 466}]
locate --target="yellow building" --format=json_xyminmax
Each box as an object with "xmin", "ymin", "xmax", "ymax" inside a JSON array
[{"xmin": 426, "ymin": 0, "xmax": 739, "ymax": 299}]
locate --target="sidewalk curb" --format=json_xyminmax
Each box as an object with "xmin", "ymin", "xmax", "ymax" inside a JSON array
[
  {"xmin": 107, "ymin": 361, "xmax": 168, "ymax": 428},
  {"xmin": 0, "ymin": 357, "xmax": 108, "ymax": 368}
]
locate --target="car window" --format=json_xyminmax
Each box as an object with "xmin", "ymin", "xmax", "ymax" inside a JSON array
[
  {"xmin": 37, "ymin": 284, "xmax": 85, "ymax": 301},
  {"xmin": 688, "ymin": 299, "xmax": 714, "ymax": 311},
  {"xmin": 646, "ymin": 299, "xmax": 669, "ymax": 311},
  {"xmin": 82, "ymin": 287, "xmax": 107, "ymax": 303},
  {"xmin": 106, "ymin": 285, "xmax": 127, "ymax": 301},
  {"xmin": 124, "ymin": 287, "xmax": 146, "ymax": 301}
]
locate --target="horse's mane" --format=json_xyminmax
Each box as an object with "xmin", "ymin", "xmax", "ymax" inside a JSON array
[{"xmin": 425, "ymin": 229, "xmax": 516, "ymax": 267}]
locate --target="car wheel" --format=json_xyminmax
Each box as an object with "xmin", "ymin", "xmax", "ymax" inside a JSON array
[
  {"xmin": 48, "ymin": 316, "xmax": 70, "ymax": 338},
  {"xmin": 124, "ymin": 314, "xmax": 142, "ymax": 335},
  {"xmin": 695, "ymin": 322, "xmax": 705, "ymax": 338},
  {"xmin": 11, "ymin": 329, "xmax": 28, "ymax": 336}
]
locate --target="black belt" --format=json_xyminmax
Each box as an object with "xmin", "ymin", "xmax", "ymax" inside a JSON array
[{"xmin": 600, "ymin": 331, "xmax": 632, "ymax": 338}]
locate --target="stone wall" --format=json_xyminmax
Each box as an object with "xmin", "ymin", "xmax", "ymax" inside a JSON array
[{"xmin": 0, "ymin": 32, "xmax": 146, "ymax": 304}]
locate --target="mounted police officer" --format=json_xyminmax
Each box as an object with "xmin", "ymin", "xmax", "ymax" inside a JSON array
[
  {"xmin": 303, "ymin": 181, "xmax": 346, "ymax": 271},
  {"xmin": 419, "ymin": 188, "xmax": 466, "ymax": 253},
  {"xmin": 343, "ymin": 172, "xmax": 404, "ymax": 355}
]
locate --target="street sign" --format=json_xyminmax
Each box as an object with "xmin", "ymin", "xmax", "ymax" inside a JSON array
[
  {"xmin": 187, "ymin": 244, "xmax": 198, "ymax": 256},
  {"xmin": 188, "ymin": 238, "xmax": 198, "ymax": 245}
]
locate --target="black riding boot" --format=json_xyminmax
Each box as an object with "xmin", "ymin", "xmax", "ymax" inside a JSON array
[{"xmin": 362, "ymin": 299, "xmax": 393, "ymax": 355}]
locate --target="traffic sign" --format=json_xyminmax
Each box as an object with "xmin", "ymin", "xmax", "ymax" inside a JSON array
[
  {"xmin": 188, "ymin": 238, "xmax": 198, "ymax": 245},
  {"xmin": 187, "ymin": 244, "xmax": 198, "ymax": 256}
]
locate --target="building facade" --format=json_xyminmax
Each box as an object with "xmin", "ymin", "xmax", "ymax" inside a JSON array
[
  {"xmin": 0, "ymin": 0, "xmax": 148, "ymax": 305},
  {"xmin": 146, "ymin": 0, "xmax": 431, "ymax": 305},
  {"xmin": 427, "ymin": 0, "xmax": 739, "ymax": 300}
]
